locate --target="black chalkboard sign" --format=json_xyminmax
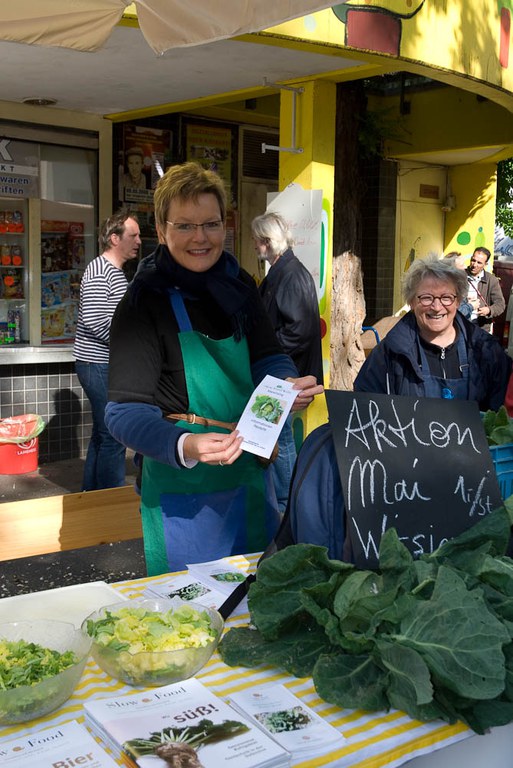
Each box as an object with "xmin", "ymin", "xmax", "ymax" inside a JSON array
[{"xmin": 325, "ymin": 390, "xmax": 503, "ymax": 569}]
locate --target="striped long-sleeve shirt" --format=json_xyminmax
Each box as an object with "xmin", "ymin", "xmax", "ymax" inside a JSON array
[{"xmin": 73, "ymin": 255, "xmax": 128, "ymax": 363}]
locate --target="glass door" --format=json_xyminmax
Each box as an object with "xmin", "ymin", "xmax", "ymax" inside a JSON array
[{"xmin": 39, "ymin": 145, "xmax": 97, "ymax": 345}]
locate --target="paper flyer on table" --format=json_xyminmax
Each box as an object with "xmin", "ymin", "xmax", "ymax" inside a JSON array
[
  {"xmin": 0, "ymin": 720, "xmax": 118, "ymax": 767},
  {"xmin": 84, "ymin": 678, "xmax": 290, "ymax": 768},
  {"xmin": 145, "ymin": 572, "xmax": 250, "ymax": 616},
  {"xmin": 236, "ymin": 375, "xmax": 296, "ymax": 459},
  {"xmin": 229, "ymin": 683, "xmax": 346, "ymax": 758}
]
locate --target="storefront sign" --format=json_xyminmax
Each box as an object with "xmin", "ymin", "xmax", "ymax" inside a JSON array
[
  {"xmin": 0, "ymin": 139, "xmax": 39, "ymax": 198},
  {"xmin": 326, "ymin": 390, "xmax": 503, "ymax": 569}
]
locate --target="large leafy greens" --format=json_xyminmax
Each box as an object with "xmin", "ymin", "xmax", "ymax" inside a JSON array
[{"xmin": 219, "ymin": 501, "xmax": 513, "ymax": 733}]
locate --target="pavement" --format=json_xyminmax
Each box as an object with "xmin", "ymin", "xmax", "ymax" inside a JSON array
[{"xmin": 0, "ymin": 454, "xmax": 147, "ymax": 598}]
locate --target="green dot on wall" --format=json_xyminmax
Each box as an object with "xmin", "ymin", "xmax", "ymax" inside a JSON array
[{"xmin": 457, "ymin": 231, "xmax": 471, "ymax": 246}]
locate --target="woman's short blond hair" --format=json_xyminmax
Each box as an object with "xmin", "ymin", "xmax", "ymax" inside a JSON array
[{"xmin": 153, "ymin": 161, "xmax": 227, "ymax": 231}]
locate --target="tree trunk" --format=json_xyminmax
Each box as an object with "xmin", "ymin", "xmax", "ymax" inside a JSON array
[
  {"xmin": 333, "ymin": 81, "xmax": 367, "ymax": 258},
  {"xmin": 330, "ymin": 251, "xmax": 366, "ymax": 390}
]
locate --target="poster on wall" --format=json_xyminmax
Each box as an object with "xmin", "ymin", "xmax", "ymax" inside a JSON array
[
  {"xmin": 267, "ymin": 184, "xmax": 323, "ymax": 293},
  {"xmin": 186, "ymin": 123, "xmax": 234, "ymax": 206},
  {"xmin": 117, "ymin": 125, "xmax": 172, "ymax": 206}
]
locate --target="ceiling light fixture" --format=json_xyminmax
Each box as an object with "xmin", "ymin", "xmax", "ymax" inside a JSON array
[{"xmin": 22, "ymin": 97, "xmax": 58, "ymax": 106}]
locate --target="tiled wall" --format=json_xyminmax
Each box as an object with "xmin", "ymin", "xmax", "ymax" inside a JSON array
[{"xmin": 0, "ymin": 362, "xmax": 92, "ymax": 463}]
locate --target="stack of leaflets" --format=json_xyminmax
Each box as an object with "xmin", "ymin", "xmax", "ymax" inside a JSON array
[
  {"xmin": 145, "ymin": 557, "xmax": 250, "ymax": 616},
  {"xmin": 186, "ymin": 558, "xmax": 249, "ymax": 595},
  {"xmin": 84, "ymin": 678, "xmax": 290, "ymax": 768},
  {"xmin": 0, "ymin": 720, "xmax": 118, "ymax": 767},
  {"xmin": 229, "ymin": 684, "xmax": 346, "ymax": 760}
]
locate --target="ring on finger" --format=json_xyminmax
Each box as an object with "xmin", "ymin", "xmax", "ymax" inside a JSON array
[{"xmin": 219, "ymin": 460, "xmax": 224, "ymax": 466}]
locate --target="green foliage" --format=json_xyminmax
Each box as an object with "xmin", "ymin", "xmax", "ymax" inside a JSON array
[
  {"xmin": 219, "ymin": 505, "xmax": 513, "ymax": 733},
  {"xmin": 482, "ymin": 406, "xmax": 513, "ymax": 446},
  {"xmin": 358, "ymin": 107, "xmax": 409, "ymax": 160},
  {"xmin": 496, "ymin": 158, "xmax": 513, "ymax": 237}
]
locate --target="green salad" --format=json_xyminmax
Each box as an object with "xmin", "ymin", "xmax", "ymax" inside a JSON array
[
  {"xmin": 85, "ymin": 604, "xmax": 217, "ymax": 654},
  {"xmin": 85, "ymin": 603, "xmax": 220, "ymax": 685},
  {"xmin": 0, "ymin": 638, "xmax": 78, "ymax": 690}
]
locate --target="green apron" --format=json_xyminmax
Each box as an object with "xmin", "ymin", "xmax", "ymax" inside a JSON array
[{"xmin": 140, "ymin": 289, "xmax": 278, "ymax": 575}]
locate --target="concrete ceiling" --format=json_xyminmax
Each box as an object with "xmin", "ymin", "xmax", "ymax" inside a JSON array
[{"xmin": 0, "ymin": 25, "xmax": 362, "ymax": 117}]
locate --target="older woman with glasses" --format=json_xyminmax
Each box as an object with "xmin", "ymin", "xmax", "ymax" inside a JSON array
[
  {"xmin": 354, "ymin": 256, "xmax": 511, "ymax": 409},
  {"xmin": 105, "ymin": 161, "xmax": 323, "ymax": 575}
]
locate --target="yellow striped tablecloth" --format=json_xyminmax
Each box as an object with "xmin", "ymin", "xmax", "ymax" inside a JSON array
[{"xmin": 0, "ymin": 554, "xmax": 473, "ymax": 767}]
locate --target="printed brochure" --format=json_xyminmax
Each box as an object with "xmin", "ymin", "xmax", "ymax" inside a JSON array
[
  {"xmin": 229, "ymin": 683, "xmax": 346, "ymax": 759},
  {"xmin": 84, "ymin": 678, "xmax": 290, "ymax": 768},
  {"xmin": 236, "ymin": 375, "xmax": 296, "ymax": 459},
  {"xmin": 144, "ymin": 573, "xmax": 240, "ymax": 614},
  {"xmin": 146, "ymin": 558, "xmax": 250, "ymax": 616},
  {"xmin": 0, "ymin": 719, "xmax": 118, "ymax": 767},
  {"xmin": 186, "ymin": 557, "xmax": 249, "ymax": 595}
]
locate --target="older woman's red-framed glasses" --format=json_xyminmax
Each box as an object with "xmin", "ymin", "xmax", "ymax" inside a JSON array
[{"xmin": 416, "ymin": 294, "xmax": 457, "ymax": 307}]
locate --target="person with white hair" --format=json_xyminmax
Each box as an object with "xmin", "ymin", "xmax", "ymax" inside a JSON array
[
  {"xmin": 252, "ymin": 211, "xmax": 323, "ymax": 512},
  {"xmin": 355, "ymin": 256, "xmax": 510, "ymax": 406}
]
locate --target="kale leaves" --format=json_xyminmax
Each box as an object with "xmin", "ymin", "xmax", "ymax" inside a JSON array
[{"xmin": 219, "ymin": 502, "xmax": 513, "ymax": 733}]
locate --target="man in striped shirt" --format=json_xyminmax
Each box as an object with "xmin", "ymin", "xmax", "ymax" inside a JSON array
[{"xmin": 74, "ymin": 210, "xmax": 141, "ymax": 490}]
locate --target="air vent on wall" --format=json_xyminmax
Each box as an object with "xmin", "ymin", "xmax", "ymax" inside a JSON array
[{"xmin": 242, "ymin": 129, "xmax": 279, "ymax": 180}]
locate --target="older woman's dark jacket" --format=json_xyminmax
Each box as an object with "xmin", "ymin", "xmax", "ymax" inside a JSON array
[{"xmin": 354, "ymin": 310, "xmax": 511, "ymax": 412}]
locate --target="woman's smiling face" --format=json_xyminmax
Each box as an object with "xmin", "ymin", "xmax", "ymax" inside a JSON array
[
  {"xmin": 157, "ymin": 193, "xmax": 226, "ymax": 273},
  {"xmin": 410, "ymin": 276, "xmax": 459, "ymax": 343}
]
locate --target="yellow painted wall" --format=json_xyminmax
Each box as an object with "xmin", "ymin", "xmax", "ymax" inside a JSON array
[
  {"xmin": 266, "ymin": 2, "xmax": 513, "ymax": 105},
  {"xmin": 444, "ymin": 164, "xmax": 498, "ymax": 258},
  {"xmin": 383, "ymin": 88, "xmax": 513, "ymax": 162},
  {"xmin": 394, "ymin": 161, "xmax": 446, "ymax": 309}
]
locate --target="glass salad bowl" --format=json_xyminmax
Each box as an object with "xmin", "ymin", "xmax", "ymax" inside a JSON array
[
  {"xmin": 0, "ymin": 619, "xmax": 92, "ymax": 724},
  {"xmin": 81, "ymin": 598, "xmax": 224, "ymax": 687}
]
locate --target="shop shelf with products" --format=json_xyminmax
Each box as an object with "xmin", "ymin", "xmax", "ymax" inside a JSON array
[
  {"xmin": 39, "ymin": 196, "xmax": 96, "ymax": 347},
  {"xmin": 0, "ymin": 200, "xmax": 28, "ymax": 345}
]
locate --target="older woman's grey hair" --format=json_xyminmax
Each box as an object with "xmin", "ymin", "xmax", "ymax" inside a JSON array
[{"xmin": 402, "ymin": 257, "xmax": 469, "ymax": 306}]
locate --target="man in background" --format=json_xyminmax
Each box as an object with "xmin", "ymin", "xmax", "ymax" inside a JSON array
[
  {"xmin": 74, "ymin": 210, "xmax": 141, "ymax": 490},
  {"xmin": 252, "ymin": 211, "xmax": 323, "ymax": 513},
  {"xmin": 466, "ymin": 247, "xmax": 505, "ymax": 332}
]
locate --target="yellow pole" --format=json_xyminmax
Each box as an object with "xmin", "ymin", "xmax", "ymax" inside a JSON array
[{"xmin": 279, "ymin": 79, "xmax": 336, "ymax": 443}]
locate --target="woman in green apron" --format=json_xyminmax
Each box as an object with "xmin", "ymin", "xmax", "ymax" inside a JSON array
[{"xmin": 106, "ymin": 162, "xmax": 323, "ymax": 575}]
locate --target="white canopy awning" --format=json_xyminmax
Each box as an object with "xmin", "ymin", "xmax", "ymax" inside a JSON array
[{"xmin": 0, "ymin": 1, "xmax": 336, "ymax": 54}]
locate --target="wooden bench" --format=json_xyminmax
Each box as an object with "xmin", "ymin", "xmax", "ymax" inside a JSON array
[{"xmin": 0, "ymin": 485, "xmax": 142, "ymax": 561}]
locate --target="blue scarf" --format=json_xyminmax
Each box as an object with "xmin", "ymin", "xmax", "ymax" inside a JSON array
[{"xmin": 128, "ymin": 244, "xmax": 256, "ymax": 341}]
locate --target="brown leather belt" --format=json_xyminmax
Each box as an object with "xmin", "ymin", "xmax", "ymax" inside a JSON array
[{"xmin": 166, "ymin": 412, "xmax": 236, "ymax": 431}]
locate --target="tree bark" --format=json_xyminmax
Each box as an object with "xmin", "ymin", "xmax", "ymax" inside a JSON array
[{"xmin": 330, "ymin": 251, "xmax": 366, "ymax": 390}]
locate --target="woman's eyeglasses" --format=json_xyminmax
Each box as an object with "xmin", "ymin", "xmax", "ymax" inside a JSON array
[
  {"xmin": 166, "ymin": 220, "xmax": 224, "ymax": 233},
  {"xmin": 416, "ymin": 294, "xmax": 457, "ymax": 307}
]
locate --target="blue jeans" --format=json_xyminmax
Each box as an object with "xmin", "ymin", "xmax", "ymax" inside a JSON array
[
  {"xmin": 271, "ymin": 415, "xmax": 297, "ymax": 514},
  {"xmin": 75, "ymin": 361, "xmax": 126, "ymax": 491}
]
